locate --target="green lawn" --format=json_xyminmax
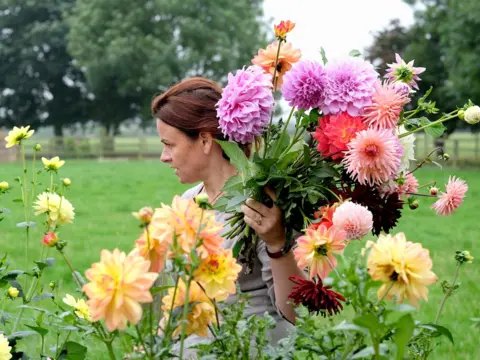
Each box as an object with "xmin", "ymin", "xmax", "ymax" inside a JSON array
[{"xmin": 1, "ymin": 160, "xmax": 479, "ymax": 359}]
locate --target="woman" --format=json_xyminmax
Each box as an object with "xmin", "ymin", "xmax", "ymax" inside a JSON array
[{"xmin": 151, "ymin": 77, "xmax": 307, "ymax": 346}]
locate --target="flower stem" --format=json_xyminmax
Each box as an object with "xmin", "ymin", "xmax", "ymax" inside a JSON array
[
  {"xmin": 325, "ymin": 257, "xmax": 343, "ymax": 283},
  {"xmin": 272, "ymin": 106, "xmax": 296, "ymax": 158},
  {"xmin": 263, "ymin": 40, "xmax": 284, "ymax": 158},
  {"xmin": 377, "ymin": 281, "xmax": 395, "ymax": 304},
  {"xmin": 12, "ymin": 276, "xmax": 39, "ymax": 332},
  {"xmin": 135, "ymin": 325, "xmax": 151, "ymax": 360},
  {"xmin": 105, "ymin": 341, "xmax": 117, "ymax": 360},
  {"xmin": 163, "ymin": 275, "xmax": 180, "ymax": 337},
  {"xmin": 179, "ymin": 210, "xmax": 205, "ymax": 359},
  {"xmin": 55, "ymin": 330, "xmax": 71, "ymax": 360},
  {"xmin": 0, "ymin": 297, "xmax": 6, "ymax": 321},
  {"xmin": 434, "ymin": 262, "xmax": 461, "ymax": 324},
  {"xmin": 399, "ymin": 111, "xmax": 459, "ymax": 138},
  {"xmin": 20, "ymin": 142, "xmax": 30, "ymax": 291},
  {"xmin": 59, "ymin": 250, "xmax": 84, "ymax": 288}
]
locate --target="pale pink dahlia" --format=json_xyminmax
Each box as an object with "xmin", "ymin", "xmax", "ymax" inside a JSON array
[
  {"xmin": 322, "ymin": 57, "xmax": 379, "ymax": 116},
  {"xmin": 312, "ymin": 112, "xmax": 367, "ymax": 160},
  {"xmin": 384, "ymin": 53, "xmax": 425, "ymax": 90},
  {"xmin": 343, "ymin": 128, "xmax": 403, "ymax": 186},
  {"xmin": 332, "ymin": 201, "xmax": 373, "ymax": 240},
  {"xmin": 362, "ymin": 81, "xmax": 410, "ymax": 129},
  {"xmin": 281, "ymin": 60, "xmax": 328, "ymax": 110},
  {"xmin": 216, "ymin": 65, "xmax": 274, "ymax": 144},
  {"xmin": 431, "ymin": 176, "xmax": 468, "ymax": 216},
  {"xmin": 380, "ymin": 172, "xmax": 419, "ymax": 199}
]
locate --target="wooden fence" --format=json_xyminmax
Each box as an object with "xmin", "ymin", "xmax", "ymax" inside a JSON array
[{"xmin": 2, "ymin": 133, "xmax": 480, "ymax": 167}]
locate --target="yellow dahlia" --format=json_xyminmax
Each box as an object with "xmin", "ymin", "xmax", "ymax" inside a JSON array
[
  {"xmin": 63, "ymin": 294, "xmax": 92, "ymax": 322},
  {"xmin": 83, "ymin": 248, "xmax": 159, "ymax": 331},
  {"xmin": 33, "ymin": 192, "xmax": 75, "ymax": 226},
  {"xmin": 134, "ymin": 225, "xmax": 169, "ymax": 272},
  {"xmin": 0, "ymin": 333, "xmax": 12, "ymax": 360},
  {"xmin": 4, "ymin": 125, "xmax": 34, "ymax": 148},
  {"xmin": 41, "ymin": 156, "xmax": 65, "ymax": 171},
  {"xmin": 367, "ymin": 232, "xmax": 437, "ymax": 307},
  {"xmin": 293, "ymin": 225, "xmax": 347, "ymax": 279},
  {"xmin": 151, "ymin": 196, "xmax": 224, "ymax": 259},
  {"xmin": 161, "ymin": 279, "xmax": 216, "ymax": 337},
  {"xmin": 193, "ymin": 249, "xmax": 242, "ymax": 301}
]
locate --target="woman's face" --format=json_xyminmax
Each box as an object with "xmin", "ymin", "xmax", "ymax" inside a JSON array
[{"xmin": 156, "ymin": 119, "xmax": 209, "ymax": 184}]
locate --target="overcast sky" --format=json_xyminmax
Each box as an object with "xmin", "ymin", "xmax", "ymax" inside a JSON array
[{"xmin": 263, "ymin": 0, "xmax": 415, "ymax": 60}]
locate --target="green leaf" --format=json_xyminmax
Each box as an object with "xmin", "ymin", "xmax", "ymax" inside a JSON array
[
  {"xmin": 215, "ymin": 140, "xmax": 249, "ymax": 174},
  {"xmin": 226, "ymin": 195, "xmax": 249, "ymax": 212},
  {"xmin": 303, "ymin": 145, "xmax": 311, "ymax": 167},
  {"xmin": 271, "ymin": 132, "xmax": 290, "ymax": 158},
  {"xmin": 351, "ymin": 346, "xmax": 375, "ymax": 359},
  {"xmin": 333, "ymin": 321, "xmax": 369, "ymax": 334},
  {"xmin": 46, "ymin": 257, "xmax": 56, "ymax": 267},
  {"xmin": 32, "ymin": 293, "xmax": 55, "ymax": 302},
  {"xmin": 150, "ymin": 285, "xmax": 173, "ymax": 295},
  {"xmin": 319, "ymin": 47, "xmax": 328, "ymax": 65},
  {"xmin": 2, "ymin": 270, "xmax": 24, "ymax": 280},
  {"xmin": 25, "ymin": 324, "xmax": 49, "ymax": 337},
  {"xmin": 61, "ymin": 341, "xmax": 87, "ymax": 360},
  {"xmin": 232, "ymin": 238, "xmax": 244, "ymax": 258},
  {"xmin": 8, "ymin": 330, "xmax": 37, "ymax": 341},
  {"xmin": 313, "ymin": 163, "xmax": 338, "ymax": 178},
  {"xmin": 349, "ymin": 49, "xmax": 361, "ymax": 57},
  {"xmin": 16, "ymin": 221, "xmax": 36, "ymax": 228},
  {"xmin": 417, "ymin": 86, "xmax": 433, "ymax": 104},
  {"xmin": 12, "ymin": 198, "xmax": 23, "ymax": 203},
  {"xmin": 394, "ymin": 314, "xmax": 415, "ymax": 360},
  {"xmin": 221, "ymin": 175, "xmax": 244, "ymax": 194},
  {"xmin": 419, "ymin": 323, "xmax": 454, "ymax": 344},
  {"xmin": 420, "ymin": 117, "xmax": 446, "ymax": 137},
  {"xmin": 353, "ymin": 314, "xmax": 381, "ymax": 334}
]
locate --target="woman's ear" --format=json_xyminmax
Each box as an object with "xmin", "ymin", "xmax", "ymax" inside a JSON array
[{"xmin": 199, "ymin": 132, "xmax": 214, "ymax": 154}]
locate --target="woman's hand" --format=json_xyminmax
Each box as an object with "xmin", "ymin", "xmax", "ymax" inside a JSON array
[{"xmin": 241, "ymin": 187, "xmax": 286, "ymax": 251}]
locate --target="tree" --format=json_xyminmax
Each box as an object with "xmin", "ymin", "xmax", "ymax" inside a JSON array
[
  {"xmin": 0, "ymin": 0, "xmax": 88, "ymax": 138},
  {"xmin": 65, "ymin": 0, "xmax": 270, "ymax": 134}
]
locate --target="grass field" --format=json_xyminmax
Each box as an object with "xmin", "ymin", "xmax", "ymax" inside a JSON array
[{"xmin": 1, "ymin": 159, "xmax": 479, "ymax": 359}]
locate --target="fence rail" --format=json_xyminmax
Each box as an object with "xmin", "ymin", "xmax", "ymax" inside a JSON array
[{"xmin": 1, "ymin": 133, "xmax": 480, "ymax": 166}]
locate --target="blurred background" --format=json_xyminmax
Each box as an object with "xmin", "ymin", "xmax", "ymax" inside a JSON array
[{"xmin": 0, "ymin": 0, "xmax": 479, "ymax": 163}]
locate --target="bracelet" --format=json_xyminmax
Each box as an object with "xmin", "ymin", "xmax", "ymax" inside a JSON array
[{"xmin": 266, "ymin": 241, "xmax": 293, "ymax": 259}]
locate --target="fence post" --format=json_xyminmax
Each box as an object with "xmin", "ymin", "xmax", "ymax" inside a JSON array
[
  {"xmin": 453, "ymin": 140, "xmax": 459, "ymax": 167},
  {"xmin": 475, "ymin": 132, "xmax": 479, "ymax": 161}
]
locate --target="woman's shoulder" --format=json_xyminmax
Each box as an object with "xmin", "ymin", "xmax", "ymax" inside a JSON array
[{"xmin": 181, "ymin": 183, "xmax": 204, "ymax": 200}]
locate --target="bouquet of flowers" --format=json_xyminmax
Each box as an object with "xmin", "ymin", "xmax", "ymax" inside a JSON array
[{"xmin": 213, "ymin": 20, "xmax": 479, "ymax": 271}]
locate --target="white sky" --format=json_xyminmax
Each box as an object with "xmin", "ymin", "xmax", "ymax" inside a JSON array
[{"xmin": 263, "ymin": 0, "xmax": 415, "ymax": 60}]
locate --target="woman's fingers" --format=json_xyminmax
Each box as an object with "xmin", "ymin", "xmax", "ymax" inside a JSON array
[
  {"xmin": 245, "ymin": 198, "xmax": 269, "ymax": 216},
  {"xmin": 241, "ymin": 204, "xmax": 263, "ymax": 224}
]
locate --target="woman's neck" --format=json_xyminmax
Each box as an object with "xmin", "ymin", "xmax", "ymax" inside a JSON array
[{"xmin": 202, "ymin": 160, "xmax": 238, "ymax": 204}]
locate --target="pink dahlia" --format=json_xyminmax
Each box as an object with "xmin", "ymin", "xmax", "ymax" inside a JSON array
[
  {"xmin": 431, "ymin": 176, "xmax": 468, "ymax": 216},
  {"xmin": 384, "ymin": 53, "xmax": 426, "ymax": 90},
  {"xmin": 281, "ymin": 60, "xmax": 328, "ymax": 110},
  {"xmin": 332, "ymin": 201, "xmax": 373, "ymax": 240},
  {"xmin": 343, "ymin": 128, "xmax": 403, "ymax": 186},
  {"xmin": 216, "ymin": 65, "xmax": 274, "ymax": 144},
  {"xmin": 312, "ymin": 112, "xmax": 367, "ymax": 160},
  {"xmin": 322, "ymin": 57, "xmax": 379, "ymax": 116},
  {"xmin": 362, "ymin": 81, "xmax": 410, "ymax": 129}
]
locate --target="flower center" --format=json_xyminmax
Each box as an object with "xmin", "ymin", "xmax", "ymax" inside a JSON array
[
  {"xmin": 315, "ymin": 244, "xmax": 328, "ymax": 256},
  {"xmin": 395, "ymin": 66, "xmax": 413, "ymax": 83},
  {"xmin": 207, "ymin": 259, "xmax": 220, "ymax": 273},
  {"xmin": 389, "ymin": 271, "xmax": 399, "ymax": 281},
  {"xmin": 364, "ymin": 144, "xmax": 379, "ymax": 157}
]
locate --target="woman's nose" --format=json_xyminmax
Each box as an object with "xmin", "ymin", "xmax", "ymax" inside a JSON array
[{"xmin": 160, "ymin": 149, "xmax": 171, "ymax": 163}]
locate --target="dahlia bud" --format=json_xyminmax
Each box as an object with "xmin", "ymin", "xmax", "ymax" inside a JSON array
[
  {"xmin": 443, "ymin": 153, "xmax": 450, "ymax": 161},
  {"xmin": 42, "ymin": 232, "xmax": 59, "ymax": 247},
  {"xmin": 458, "ymin": 110, "xmax": 465, "ymax": 120},
  {"xmin": 132, "ymin": 206, "xmax": 153, "ymax": 224},
  {"xmin": 8, "ymin": 286, "xmax": 19, "ymax": 298},
  {"xmin": 392, "ymin": 81, "xmax": 412, "ymax": 97},
  {"xmin": 464, "ymin": 105, "xmax": 480, "ymax": 125},
  {"xmin": 274, "ymin": 20, "xmax": 295, "ymax": 40},
  {"xmin": 0, "ymin": 181, "xmax": 8, "ymax": 191},
  {"xmin": 429, "ymin": 187, "xmax": 439, "ymax": 196},
  {"xmin": 455, "ymin": 250, "xmax": 474, "ymax": 264},
  {"xmin": 409, "ymin": 199, "xmax": 419, "ymax": 210},
  {"xmin": 34, "ymin": 143, "xmax": 42, "ymax": 152},
  {"xmin": 194, "ymin": 193, "xmax": 211, "ymax": 209},
  {"xmin": 62, "ymin": 178, "xmax": 72, "ymax": 187},
  {"xmin": 49, "ymin": 281, "xmax": 56, "ymax": 290}
]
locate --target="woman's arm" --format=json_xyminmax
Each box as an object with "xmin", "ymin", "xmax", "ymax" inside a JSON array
[{"xmin": 241, "ymin": 188, "xmax": 307, "ymax": 324}]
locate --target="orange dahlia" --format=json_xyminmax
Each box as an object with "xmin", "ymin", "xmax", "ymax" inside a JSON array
[
  {"xmin": 252, "ymin": 41, "xmax": 301, "ymax": 88},
  {"xmin": 83, "ymin": 249, "xmax": 158, "ymax": 331}
]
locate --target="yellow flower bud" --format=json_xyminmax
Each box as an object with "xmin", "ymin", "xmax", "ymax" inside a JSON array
[
  {"xmin": 132, "ymin": 207, "xmax": 153, "ymax": 224},
  {"xmin": 0, "ymin": 181, "xmax": 8, "ymax": 191},
  {"xmin": 63, "ymin": 178, "xmax": 72, "ymax": 186},
  {"xmin": 42, "ymin": 232, "xmax": 59, "ymax": 247},
  {"xmin": 34, "ymin": 143, "xmax": 42, "ymax": 152},
  {"xmin": 8, "ymin": 286, "xmax": 19, "ymax": 298}
]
